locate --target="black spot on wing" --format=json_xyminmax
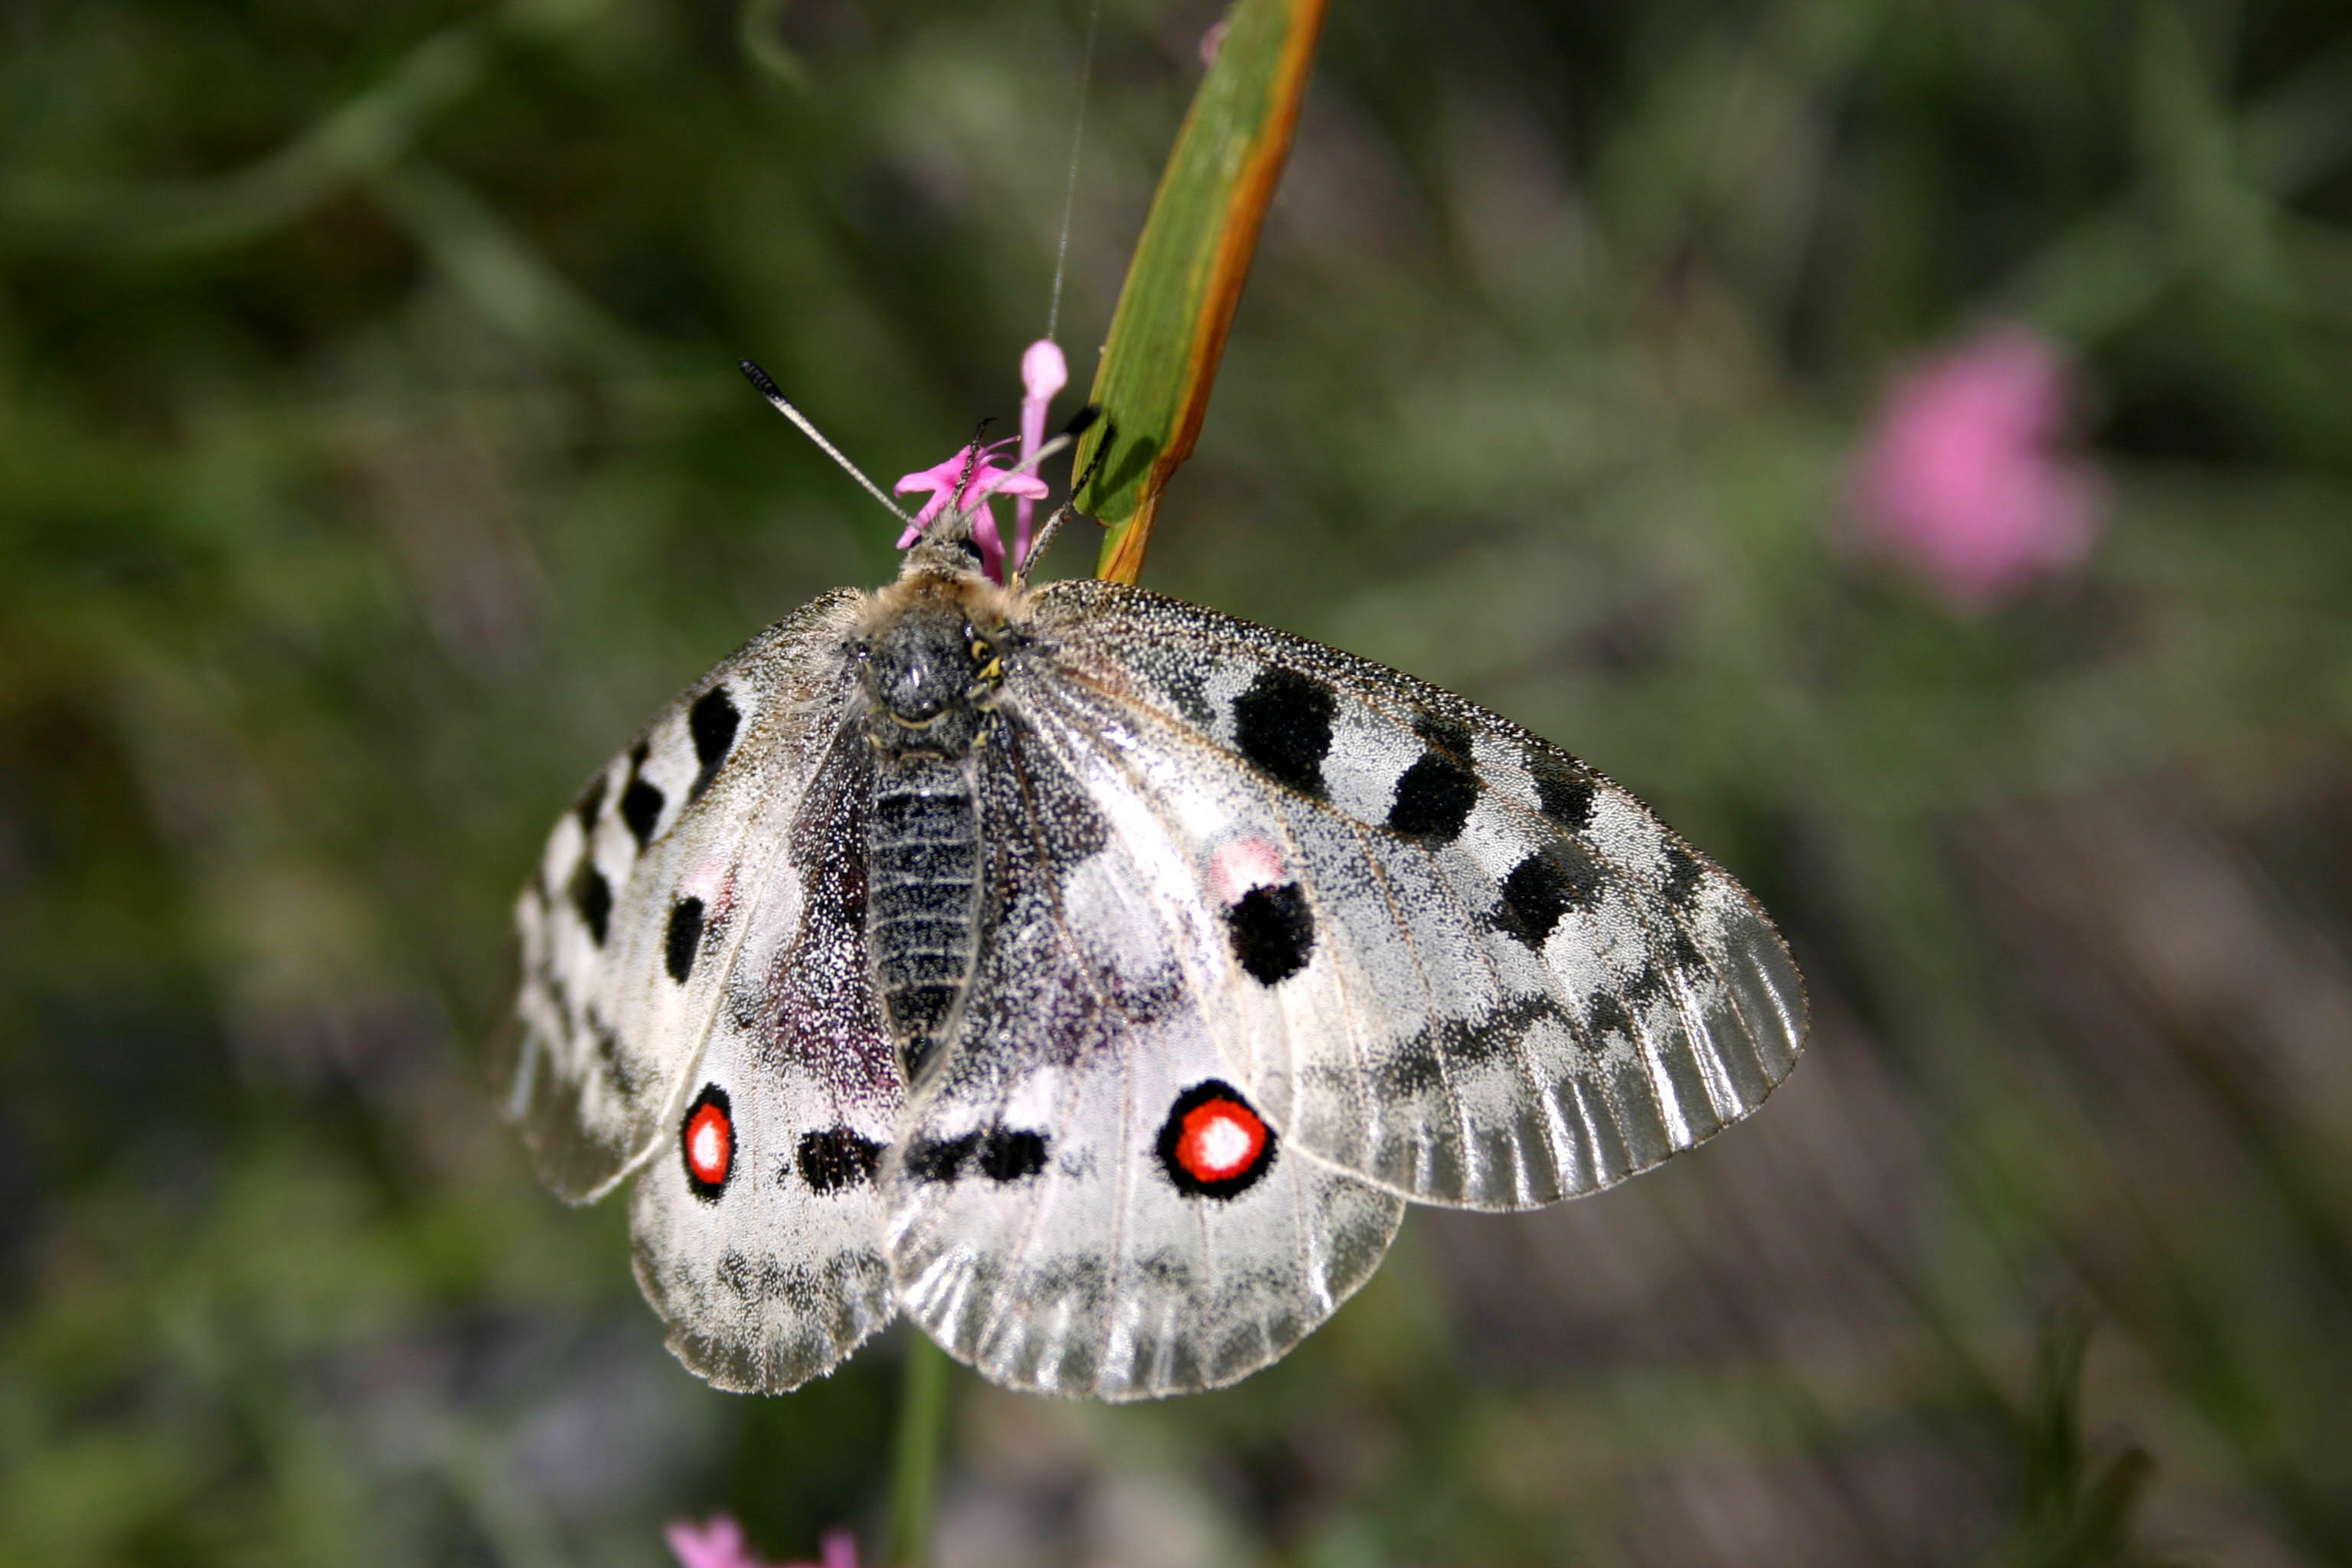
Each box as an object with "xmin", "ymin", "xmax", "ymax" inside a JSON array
[
  {"xmin": 574, "ymin": 773, "xmax": 607, "ymax": 833},
  {"xmin": 904, "ymin": 1131, "xmax": 978, "ymax": 1182},
  {"xmin": 1231, "ymin": 668, "xmax": 1335, "ymax": 797},
  {"xmin": 1495, "ymin": 851, "xmax": 1599, "ymax": 949},
  {"xmin": 1226, "ymin": 881, "xmax": 1315, "ymax": 985},
  {"xmin": 977, "ymin": 1129, "xmax": 1047, "ymax": 1182},
  {"xmin": 688, "ymin": 687, "xmax": 740, "ymax": 802},
  {"xmin": 621, "ymin": 777, "xmax": 665, "ymax": 850},
  {"xmin": 570, "ymin": 862, "xmax": 613, "ymax": 946},
  {"xmin": 1387, "ymin": 750, "xmax": 1479, "ymax": 842},
  {"xmin": 1527, "ymin": 750, "xmax": 1597, "ymax": 833},
  {"xmin": 795, "ymin": 1126, "xmax": 884, "ymax": 1193},
  {"xmin": 665, "ymin": 896, "xmax": 704, "ymax": 983},
  {"xmin": 903, "ymin": 1126, "xmax": 1050, "ymax": 1184}
]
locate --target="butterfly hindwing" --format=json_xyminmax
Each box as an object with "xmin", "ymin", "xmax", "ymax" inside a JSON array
[
  {"xmin": 628, "ymin": 730, "xmax": 903, "ymax": 1393},
  {"xmin": 1014, "ymin": 581, "xmax": 1806, "ymax": 1211},
  {"xmin": 497, "ymin": 590, "xmax": 864, "ymax": 1201},
  {"xmin": 882, "ymin": 719, "xmax": 1406, "ymax": 1400}
]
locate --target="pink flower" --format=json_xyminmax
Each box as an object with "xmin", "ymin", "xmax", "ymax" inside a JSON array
[
  {"xmin": 665, "ymin": 1515, "xmax": 858, "ymax": 1568},
  {"xmin": 894, "ymin": 338, "xmax": 1068, "ymax": 583},
  {"xmin": 893, "ymin": 437, "xmax": 1047, "ymax": 583},
  {"xmin": 1846, "ymin": 325, "xmax": 2107, "ymax": 612}
]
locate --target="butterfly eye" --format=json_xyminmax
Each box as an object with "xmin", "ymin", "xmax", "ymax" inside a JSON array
[{"xmin": 848, "ymin": 640, "xmax": 871, "ymax": 662}]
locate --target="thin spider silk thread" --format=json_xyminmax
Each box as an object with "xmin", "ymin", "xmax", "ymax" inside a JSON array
[{"xmin": 1045, "ymin": 0, "xmax": 1102, "ymax": 344}]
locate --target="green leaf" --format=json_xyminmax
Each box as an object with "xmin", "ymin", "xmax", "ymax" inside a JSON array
[{"xmin": 1076, "ymin": 0, "xmax": 1329, "ymax": 584}]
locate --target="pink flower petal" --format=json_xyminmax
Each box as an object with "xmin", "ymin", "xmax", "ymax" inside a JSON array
[
  {"xmin": 1016, "ymin": 338, "xmax": 1070, "ymax": 567},
  {"xmin": 1846, "ymin": 325, "xmax": 2107, "ymax": 612},
  {"xmin": 969, "ymin": 504, "xmax": 1005, "ymax": 580},
  {"xmin": 1022, "ymin": 339, "xmax": 1069, "ymax": 408},
  {"xmin": 667, "ymin": 1515, "xmax": 766, "ymax": 1568},
  {"xmin": 666, "ymin": 1515, "xmax": 858, "ymax": 1568}
]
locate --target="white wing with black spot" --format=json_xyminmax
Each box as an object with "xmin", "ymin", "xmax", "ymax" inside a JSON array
[
  {"xmin": 628, "ymin": 731, "xmax": 903, "ymax": 1393},
  {"xmin": 495, "ymin": 590, "xmax": 863, "ymax": 1201},
  {"xmin": 1011, "ymin": 581, "xmax": 1806, "ymax": 1213},
  {"xmin": 498, "ymin": 547, "xmax": 1806, "ymax": 1403},
  {"xmin": 882, "ymin": 720, "xmax": 1406, "ymax": 1400}
]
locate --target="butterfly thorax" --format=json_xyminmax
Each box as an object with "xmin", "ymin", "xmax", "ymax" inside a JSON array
[
  {"xmin": 851, "ymin": 562, "xmax": 1027, "ymax": 758},
  {"xmin": 852, "ymin": 565, "xmax": 1028, "ymax": 1079}
]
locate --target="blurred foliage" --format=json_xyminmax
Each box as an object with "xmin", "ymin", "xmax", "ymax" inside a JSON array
[{"xmin": 5, "ymin": 1, "xmax": 2352, "ymax": 1566}]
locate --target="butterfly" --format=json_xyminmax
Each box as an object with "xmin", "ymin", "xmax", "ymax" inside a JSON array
[{"xmin": 492, "ymin": 372, "xmax": 1807, "ymax": 1402}]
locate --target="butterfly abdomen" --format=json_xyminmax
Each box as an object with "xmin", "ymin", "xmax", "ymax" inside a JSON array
[{"xmin": 867, "ymin": 752, "xmax": 984, "ymax": 1080}]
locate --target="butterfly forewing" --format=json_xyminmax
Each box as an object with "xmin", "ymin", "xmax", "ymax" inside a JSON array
[
  {"xmin": 1014, "ymin": 582, "xmax": 1807, "ymax": 1211},
  {"xmin": 629, "ymin": 729, "xmax": 902, "ymax": 1393},
  {"xmin": 880, "ymin": 720, "xmax": 1406, "ymax": 1400},
  {"xmin": 497, "ymin": 590, "xmax": 863, "ymax": 1201}
]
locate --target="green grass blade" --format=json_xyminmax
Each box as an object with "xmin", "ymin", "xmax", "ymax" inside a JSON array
[{"xmin": 1076, "ymin": 0, "xmax": 1329, "ymax": 584}]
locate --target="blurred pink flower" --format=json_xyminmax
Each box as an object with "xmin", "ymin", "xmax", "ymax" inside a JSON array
[
  {"xmin": 1846, "ymin": 325, "xmax": 2106, "ymax": 612},
  {"xmin": 665, "ymin": 1515, "xmax": 858, "ymax": 1568}
]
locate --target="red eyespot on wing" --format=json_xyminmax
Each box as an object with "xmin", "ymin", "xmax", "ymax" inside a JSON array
[
  {"xmin": 1179, "ymin": 1100, "xmax": 1266, "ymax": 1180},
  {"xmin": 1156, "ymin": 1080, "xmax": 1276, "ymax": 1199},
  {"xmin": 681, "ymin": 1085, "xmax": 733, "ymax": 1200}
]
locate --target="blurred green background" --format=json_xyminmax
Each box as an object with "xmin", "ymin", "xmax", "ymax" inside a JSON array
[{"xmin": 8, "ymin": 0, "xmax": 2352, "ymax": 1563}]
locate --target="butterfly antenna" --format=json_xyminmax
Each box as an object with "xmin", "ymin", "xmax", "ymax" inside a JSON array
[
  {"xmin": 739, "ymin": 359, "xmax": 916, "ymax": 527},
  {"xmin": 1013, "ymin": 408, "xmax": 1108, "ymax": 586}
]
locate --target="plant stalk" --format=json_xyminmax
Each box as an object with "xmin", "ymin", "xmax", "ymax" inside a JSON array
[{"xmin": 881, "ymin": 1336, "xmax": 952, "ymax": 1568}]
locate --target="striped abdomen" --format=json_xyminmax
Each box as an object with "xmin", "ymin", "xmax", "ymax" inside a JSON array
[{"xmin": 866, "ymin": 752, "xmax": 983, "ymax": 1080}]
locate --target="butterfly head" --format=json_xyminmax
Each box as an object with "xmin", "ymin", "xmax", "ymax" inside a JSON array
[{"xmin": 852, "ymin": 569, "xmax": 1025, "ymax": 757}]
